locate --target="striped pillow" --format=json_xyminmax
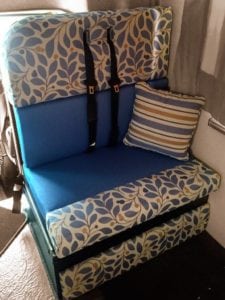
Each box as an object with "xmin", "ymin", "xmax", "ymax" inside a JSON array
[{"xmin": 124, "ymin": 81, "xmax": 205, "ymax": 160}]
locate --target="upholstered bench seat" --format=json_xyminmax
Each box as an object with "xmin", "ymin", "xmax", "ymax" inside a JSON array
[
  {"xmin": 24, "ymin": 144, "xmax": 183, "ymax": 219},
  {"xmin": 1, "ymin": 6, "xmax": 221, "ymax": 299},
  {"xmin": 23, "ymin": 143, "xmax": 220, "ymax": 258}
]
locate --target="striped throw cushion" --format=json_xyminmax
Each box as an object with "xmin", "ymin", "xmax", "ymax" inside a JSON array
[{"xmin": 124, "ymin": 81, "xmax": 205, "ymax": 160}]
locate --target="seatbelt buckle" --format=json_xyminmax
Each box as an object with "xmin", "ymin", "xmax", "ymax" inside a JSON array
[
  {"xmin": 88, "ymin": 85, "xmax": 95, "ymax": 94},
  {"xmin": 113, "ymin": 84, "xmax": 120, "ymax": 93}
]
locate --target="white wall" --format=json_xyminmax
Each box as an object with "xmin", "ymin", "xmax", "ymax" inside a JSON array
[
  {"xmin": 191, "ymin": 109, "xmax": 225, "ymax": 248},
  {"xmin": 0, "ymin": 0, "xmax": 151, "ymax": 12}
]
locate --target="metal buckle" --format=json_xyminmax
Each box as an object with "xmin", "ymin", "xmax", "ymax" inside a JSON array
[
  {"xmin": 88, "ymin": 85, "xmax": 95, "ymax": 94},
  {"xmin": 114, "ymin": 84, "xmax": 119, "ymax": 93}
]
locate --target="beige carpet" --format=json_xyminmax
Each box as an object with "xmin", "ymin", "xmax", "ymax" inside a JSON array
[
  {"xmin": 0, "ymin": 189, "xmax": 55, "ymax": 299},
  {"xmin": 0, "ymin": 225, "xmax": 56, "ymax": 300},
  {"xmin": 0, "ymin": 196, "xmax": 102, "ymax": 300}
]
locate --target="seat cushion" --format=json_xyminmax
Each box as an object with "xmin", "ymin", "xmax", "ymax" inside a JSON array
[
  {"xmin": 45, "ymin": 155, "xmax": 220, "ymax": 258},
  {"xmin": 24, "ymin": 144, "xmax": 182, "ymax": 220},
  {"xmin": 24, "ymin": 143, "xmax": 220, "ymax": 258},
  {"xmin": 3, "ymin": 7, "xmax": 172, "ymax": 108}
]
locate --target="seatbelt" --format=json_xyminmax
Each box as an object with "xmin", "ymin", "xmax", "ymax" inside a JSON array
[
  {"xmin": 107, "ymin": 27, "xmax": 121, "ymax": 146},
  {"xmin": 83, "ymin": 30, "xmax": 97, "ymax": 151}
]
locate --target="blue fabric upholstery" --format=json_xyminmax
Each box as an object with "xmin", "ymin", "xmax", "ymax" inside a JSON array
[
  {"xmin": 24, "ymin": 143, "xmax": 182, "ymax": 221},
  {"xmin": 3, "ymin": 8, "xmax": 172, "ymax": 108},
  {"xmin": 15, "ymin": 78, "xmax": 168, "ymax": 168},
  {"xmin": 14, "ymin": 97, "xmax": 89, "ymax": 168}
]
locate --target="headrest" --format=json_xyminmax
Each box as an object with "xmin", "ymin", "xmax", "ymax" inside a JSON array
[{"xmin": 1, "ymin": 7, "xmax": 172, "ymax": 107}]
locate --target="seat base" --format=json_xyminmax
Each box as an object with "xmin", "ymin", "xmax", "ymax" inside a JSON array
[{"xmin": 26, "ymin": 185, "xmax": 209, "ymax": 300}]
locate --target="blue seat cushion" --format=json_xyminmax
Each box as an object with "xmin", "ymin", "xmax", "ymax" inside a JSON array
[
  {"xmin": 24, "ymin": 144, "xmax": 184, "ymax": 221},
  {"xmin": 14, "ymin": 78, "xmax": 168, "ymax": 168}
]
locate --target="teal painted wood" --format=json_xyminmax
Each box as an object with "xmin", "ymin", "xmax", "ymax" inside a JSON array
[{"xmin": 25, "ymin": 188, "xmax": 62, "ymax": 299}]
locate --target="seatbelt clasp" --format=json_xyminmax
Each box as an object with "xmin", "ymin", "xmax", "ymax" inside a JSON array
[
  {"xmin": 88, "ymin": 85, "xmax": 95, "ymax": 94},
  {"xmin": 113, "ymin": 84, "xmax": 120, "ymax": 93}
]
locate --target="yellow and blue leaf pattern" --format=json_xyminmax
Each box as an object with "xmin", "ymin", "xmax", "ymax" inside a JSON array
[
  {"xmin": 2, "ymin": 7, "xmax": 172, "ymax": 107},
  {"xmin": 46, "ymin": 159, "xmax": 220, "ymax": 259},
  {"xmin": 59, "ymin": 204, "xmax": 209, "ymax": 299}
]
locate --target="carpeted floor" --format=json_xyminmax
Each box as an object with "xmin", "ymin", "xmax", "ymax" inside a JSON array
[{"xmin": 0, "ymin": 225, "xmax": 55, "ymax": 300}]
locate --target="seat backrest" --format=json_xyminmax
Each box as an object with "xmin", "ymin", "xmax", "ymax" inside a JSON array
[
  {"xmin": 1, "ymin": 7, "xmax": 172, "ymax": 167},
  {"xmin": 14, "ymin": 79, "xmax": 168, "ymax": 168}
]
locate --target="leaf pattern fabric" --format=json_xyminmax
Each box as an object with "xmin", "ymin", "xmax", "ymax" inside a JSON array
[
  {"xmin": 59, "ymin": 203, "xmax": 209, "ymax": 299},
  {"xmin": 2, "ymin": 7, "xmax": 172, "ymax": 107},
  {"xmin": 46, "ymin": 159, "xmax": 220, "ymax": 258}
]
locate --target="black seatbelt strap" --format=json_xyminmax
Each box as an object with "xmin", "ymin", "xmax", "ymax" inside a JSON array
[
  {"xmin": 107, "ymin": 27, "xmax": 121, "ymax": 146},
  {"xmin": 83, "ymin": 30, "xmax": 97, "ymax": 151}
]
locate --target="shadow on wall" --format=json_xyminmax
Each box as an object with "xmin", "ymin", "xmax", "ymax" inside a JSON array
[
  {"xmin": 159, "ymin": 0, "xmax": 225, "ymax": 126},
  {"xmin": 199, "ymin": 4, "xmax": 225, "ymax": 123}
]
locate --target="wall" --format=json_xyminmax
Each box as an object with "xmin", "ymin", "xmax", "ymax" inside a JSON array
[
  {"xmin": 0, "ymin": 0, "xmax": 87, "ymax": 12},
  {"xmin": 86, "ymin": 0, "xmax": 153, "ymax": 10},
  {"xmin": 160, "ymin": 0, "xmax": 225, "ymax": 126},
  {"xmin": 0, "ymin": 0, "xmax": 152, "ymax": 13},
  {"xmin": 191, "ymin": 110, "xmax": 225, "ymax": 248}
]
